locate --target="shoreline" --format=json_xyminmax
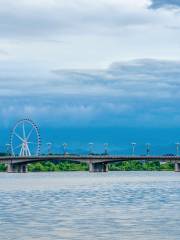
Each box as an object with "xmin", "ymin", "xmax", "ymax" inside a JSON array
[{"xmin": 0, "ymin": 160, "xmax": 174, "ymax": 172}]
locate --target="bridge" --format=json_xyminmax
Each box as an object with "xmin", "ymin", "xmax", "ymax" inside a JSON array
[
  {"xmin": 1, "ymin": 118, "xmax": 180, "ymax": 173},
  {"xmin": 0, "ymin": 155, "xmax": 180, "ymax": 173}
]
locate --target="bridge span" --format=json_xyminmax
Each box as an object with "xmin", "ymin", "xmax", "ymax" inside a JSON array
[
  {"xmin": 1, "ymin": 118, "xmax": 180, "ymax": 173},
  {"xmin": 0, "ymin": 155, "xmax": 180, "ymax": 173}
]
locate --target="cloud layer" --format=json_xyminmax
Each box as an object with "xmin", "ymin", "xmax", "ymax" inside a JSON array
[
  {"xmin": 0, "ymin": 0, "xmax": 179, "ymax": 39},
  {"xmin": 0, "ymin": 0, "xmax": 180, "ymax": 131},
  {"xmin": 0, "ymin": 59, "xmax": 180, "ymax": 128},
  {"xmin": 0, "ymin": 0, "xmax": 180, "ymax": 70}
]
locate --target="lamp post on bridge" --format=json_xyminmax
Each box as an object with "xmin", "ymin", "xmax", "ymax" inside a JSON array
[
  {"xmin": 146, "ymin": 143, "xmax": 151, "ymax": 156},
  {"xmin": 104, "ymin": 143, "xmax": 108, "ymax": 155},
  {"xmin": 46, "ymin": 142, "xmax": 52, "ymax": 155},
  {"xmin": 176, "ymin": 142, "xmax": 180, "ymax": 156},
  {"xmin": 88, "ymin": 142, "xmax": 94, "ymax": 155},
  {"xmin": 6, "ymin": 143, "xmax": 11, "ymax": 156},
  {"xmin": 131, "ymin": 142, "xmax": 136, "ymax": 156},
  {"xmin": 62, "ymin": 143, "xmax": 68, "ymax": 155}
]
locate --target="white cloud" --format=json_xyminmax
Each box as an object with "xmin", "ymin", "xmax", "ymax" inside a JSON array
[
  {"xmin": 0, "ymin": 0, "xmax": 180, "ymax": 68},
  {"xmin": 0, "ymin": 0, "xmax": 152, "ymax": 38}
]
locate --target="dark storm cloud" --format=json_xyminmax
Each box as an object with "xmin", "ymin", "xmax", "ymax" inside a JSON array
[
  {"xmin": 150, "ymin": 0, "xmax": 180, "ymax": 8},
  {"xmin": 1, "ymin": 59, "xmax": 180, "ymax": 128}
]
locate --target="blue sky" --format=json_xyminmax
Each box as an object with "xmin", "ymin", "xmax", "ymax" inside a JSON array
[{"xmin": 0, "ymin": 0, "xmax": 180, "ymax": 154}]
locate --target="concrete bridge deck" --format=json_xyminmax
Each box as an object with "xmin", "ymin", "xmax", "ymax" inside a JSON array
[
  {"xmin": 0, "ymin": 154, "xmax": 180, "ymax": 173},
  {"xmin": 0, "ymin": 154, "xmax": 180, "ymax": 164}
]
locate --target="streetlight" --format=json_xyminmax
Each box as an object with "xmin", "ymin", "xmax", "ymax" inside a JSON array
[
  {"xmin": 88, "ymin": 142, "xmax": 94, "ymax": 155},
  {"xmin": 104, "ymin": 143, "xmax": 108, "ymax": 155},
  {"xmin": 46, "ymin": 142, "xmax": 52, "ymax": 155},
  {"xmin": 6, "ymin": 143, "xmax": 11, "ymax": 156},
  {"xmin": 146, "ymin": 143, "xmax": 151, "ymax": 156},
  {"xmin": 176, "ymin": 142, "xmax": 180, "ymax": 156},
  {"xmin": 62, "ymin": 143, "xmax": 68, "ymax": 155},
  {"xmin": 131, "ymin": 142, "xmax": 136, "ymax": 156}
]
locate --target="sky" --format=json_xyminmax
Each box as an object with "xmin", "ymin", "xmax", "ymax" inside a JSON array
[{"xmin": 1, "ymin": 0, "xmax": 180, "ymax": 154}]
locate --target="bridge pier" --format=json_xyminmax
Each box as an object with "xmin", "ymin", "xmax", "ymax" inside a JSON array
[
  {"xmin": 7, "ymin": 163, "xmax": 28, "ymax": 173},
  {"xmin": 89, "ymin": 162, "xmax": 108, "ymax": 172},
  {"xmin": 175, "ymin": 163, "xmax": 180, "ymax": 172}
]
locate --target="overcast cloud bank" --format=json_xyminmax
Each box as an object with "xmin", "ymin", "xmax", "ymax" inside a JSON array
[
  {"xmin": 0, "ymin": 59, "xmax": 180, "ymax": 128},
  {"xmin": 0, "ymin": 0, "xmax": 180, "ymax": 131}
]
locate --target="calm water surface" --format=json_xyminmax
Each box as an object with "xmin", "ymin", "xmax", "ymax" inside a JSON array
[{"xmin": 0, "ymin": 171, "xmax": 180, "ymax": 240}]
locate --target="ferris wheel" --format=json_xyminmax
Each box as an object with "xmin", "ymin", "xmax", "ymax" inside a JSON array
[{"xmin": 10, "ymin": 119, "xmax": 41, "ymax": 157}]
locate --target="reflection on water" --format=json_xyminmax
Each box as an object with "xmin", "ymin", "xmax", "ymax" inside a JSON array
[{"xmin": 0, "ymin": 172, "xmax": 180, "ymax": 240}]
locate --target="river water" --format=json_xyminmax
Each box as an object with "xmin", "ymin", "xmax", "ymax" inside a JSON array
[{"xmin": 0, "ymin": 171, "xmax": 179, "ymax": 240}]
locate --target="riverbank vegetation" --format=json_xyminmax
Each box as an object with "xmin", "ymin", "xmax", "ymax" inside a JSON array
[
  {"xmin": 28, "ymin": 161, "xmax": 88, "ymax": 172},
  {"xmin": 0, "ymin": 160, "xmax": 174, "ymax": 172},
  {"xmin": 109, "ymin": 161, "xmax": 173, "ymax": 171}
]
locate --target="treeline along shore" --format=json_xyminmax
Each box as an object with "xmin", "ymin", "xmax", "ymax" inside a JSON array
[
  {"xmin": 27, "ymin": 160, "xmax": 173, "ymax": 172},
  {"xmin": 0, "ymin": 154, "xmax": 174, "ymax": 172}
]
